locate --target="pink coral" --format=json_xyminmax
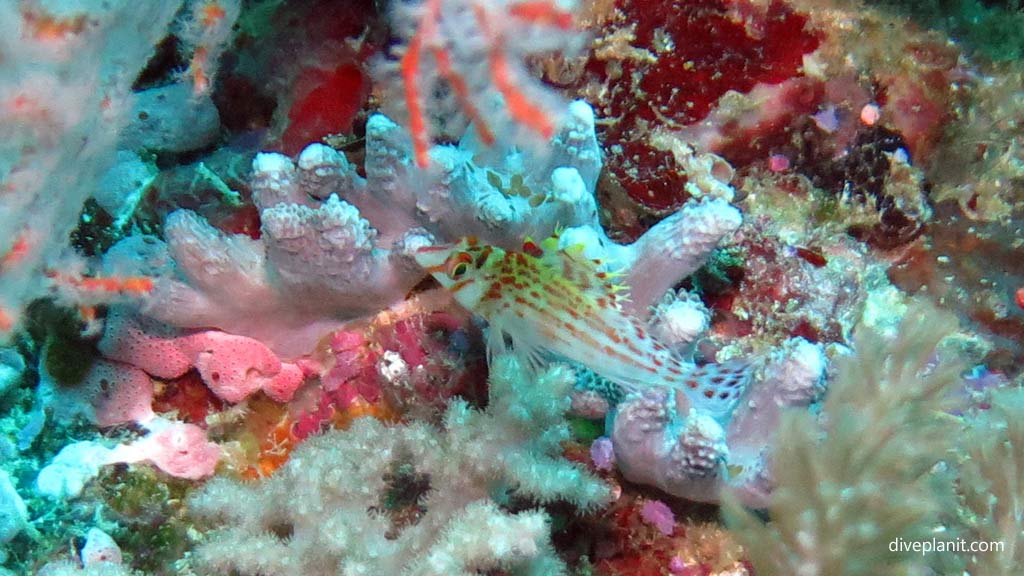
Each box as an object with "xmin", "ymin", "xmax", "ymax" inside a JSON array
[
  {"xmin": 97, "ymin": 311, "xmax": 192, "ymax": 379},
  {"xmin": 180, "ymin": 331, "xmax": 305, "ymax": 403},
  {"xmin": 109, "ymin": 421, "xmax": 220, "ymax": 479},
  {"xmin": 590, "ymin": 437, "xmax": 615, "ymax": 471},
  {"xmin": 40, "ymin": 358, "xmax": 155, "ymax": 429},
  {"xmin": 640, "ymin": 499, "xmax": 675, "ymax": 536},
  {"xmin": 99, "ymin": 310, "xmax": 306, "ymax": 403},
  {"xmin": 138, "ymin": 422, "xmax": 221, "ymax": 479},
  {"xmin": 323, "ymin": 330, "xmax": 374, "ymax": 393},
  {"xmin": 290, "ymin": 306, "xmax": 486, "ymax": 438},
  {"xmin": 87, "ymin": 360, "xmax": 157, "ymax": 428},
  {"xmin": 81, "ymin": 528, "xmax": 122, "ymax": 567}
]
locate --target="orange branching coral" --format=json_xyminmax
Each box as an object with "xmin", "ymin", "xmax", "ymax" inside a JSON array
[
  {"xmin": 41, "ymin": 271, "xmax": 156, "ymax": 335},
  {"xmin": 385, "ymin": 0, "xmax": 586, "ymax": 166},
  {"xmin": 178, "ymin": 0, "xmax": 240, "ymax": 95},
  {"xmin": 46, "ymin": 271, "xmax": 154, "ymax": 296},
  {"xmin": 20, "ymin": 8, "xmax": 87, "ymax": 42}
]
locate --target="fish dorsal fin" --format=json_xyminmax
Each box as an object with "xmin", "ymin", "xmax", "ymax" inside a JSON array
[
  {"xmin": 521, "ymin": 237, "xmax": 544, "ymax": 258},
  {"xmin": 522, "ymin": 234, "xmax": 632, "ymax": 308},
  {"xmin": 676, "ymin": 359, "xmax": 753, "ymax": 421}
]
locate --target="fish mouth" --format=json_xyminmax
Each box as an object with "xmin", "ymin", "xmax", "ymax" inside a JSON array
[
  {"xmin": 413, "ymin": 243, "xmax": 455, "ymax": 270},
  {"xmin": 415, "ymin": 244, "xmax": 453, "ymax": 253}
]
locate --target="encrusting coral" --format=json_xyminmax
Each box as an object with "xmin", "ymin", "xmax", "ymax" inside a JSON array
[{"xmin": 188, "ymin": 354, "xmax": 609, "ymax": 575}]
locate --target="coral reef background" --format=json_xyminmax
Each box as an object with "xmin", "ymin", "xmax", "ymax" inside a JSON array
[{"xmin": 1, "ymin": 0, "xmax": 1023, "ymax": 574}]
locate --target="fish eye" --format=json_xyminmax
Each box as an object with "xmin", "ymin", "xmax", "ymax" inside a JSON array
[{"xmin": 445, "ymin": 252, "xmax": 473, "ymax": 279}]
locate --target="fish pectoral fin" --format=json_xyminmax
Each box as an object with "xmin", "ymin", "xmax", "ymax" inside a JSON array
[{"xmin": 486, "ymin": 325, "xmax": 548, "ymax": 376}]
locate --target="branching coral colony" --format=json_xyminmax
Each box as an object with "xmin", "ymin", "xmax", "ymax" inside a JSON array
[
  {"xmin": 3, "ymin": 0, "xmax": 1023, "ymax": 574},
  {"xmin": 379, "ymin": 0, "xmax": 588, "ymax": 166},
  {"xmin": 98, "ymin": 98, "xmax": 825, "ymax": 507}
]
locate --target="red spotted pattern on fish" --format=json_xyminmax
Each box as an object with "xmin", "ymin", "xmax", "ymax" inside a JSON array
[{"xmin": 415, "ymin": 234, "xmax": 750, "ymax": 419}]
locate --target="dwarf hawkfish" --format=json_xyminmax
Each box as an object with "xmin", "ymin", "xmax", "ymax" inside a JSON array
[{"xmin": 415, "ymin": 234, "xmax": 750, "ymax": 419}]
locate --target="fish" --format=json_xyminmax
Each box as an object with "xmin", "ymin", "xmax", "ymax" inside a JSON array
[{"xmin": 414, "ymin": 234, "xmax": 750, "ymax": 420}]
